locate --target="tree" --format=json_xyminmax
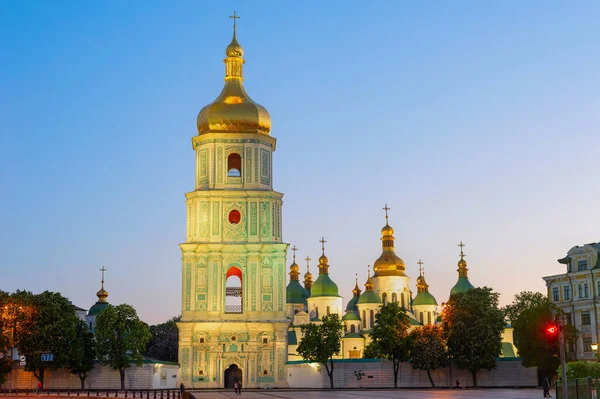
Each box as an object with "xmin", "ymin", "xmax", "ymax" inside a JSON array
[
  {"xmin": 145, "ymin": 316, "xmax": 180, "ymax": 362},
  {"xmin": 0, "ymin": 290, "xmax": 12, "ymax": 386},
  {"xmin": 296, "ymin": 313, "xmax": 343, "ymax": 388},
  {"xmin": 504, "ymin": 291, "xmax": 569, "ymax": 376},
  {"xmin": 17, "ymin": 291, "xmax": 79, "ymax": 388},
  {"xmin": 95, "ymin": 304, "xmax": 151, "ymax": 389},
  {"xmin": 442, "ymin": 287, "xmax": 505, "ymax": 387},
  {"xmin": 364, "ymin": 302, "xmax": 411, "ymax": 388},
  {"xmin": 410, "ymin": 325, "xmax": 448, "ymax": 387},
  {"xmin": 67, "ymin": 319, "xmax": 96, "ymax": 389}
]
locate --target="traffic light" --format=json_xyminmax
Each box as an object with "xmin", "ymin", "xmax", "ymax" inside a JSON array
[
  {"xmin": 546, "ymin": 324, "xmax": 559, "ymax": 336},
  {"xmin": 545, "ymin": 322, "xmax": 560, "ymax": 355}
]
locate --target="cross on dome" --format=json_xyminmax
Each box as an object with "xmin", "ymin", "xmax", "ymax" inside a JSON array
[
  {"xmin": 383, "ymin": 204, "xmax": 391, "ymax": 222},
  {"xmin": 100, "ymin": 266, "xmax": 107, "ymax": 288},
  {"xmin": 458, "ymin": 241, "xmax": 466, "ymax": 259},
  {"xmin": 319, "ymin": 237, "xmax": 327, "ymax": 255},
  {"xmin": 291, "ymin": 245, "xmax": 298, "ymax": 263},
  {"xmin": 417, "ymin": 259, "xmax": 424, "ymax": 275},
  {"xmin": 229, "ymin": 11, "xmax": 240, "ymax": 31}
]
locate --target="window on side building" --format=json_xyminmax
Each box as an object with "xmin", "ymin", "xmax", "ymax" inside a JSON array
[
  {"xmin": 583, "ymin": 337, "xmax": 593, "ymax": 352},
  {"xmin": 585, "ymin": 283, "xmax": 590, "ymax": 297},
  {"xmin": 582, "ymin": 311, "xmax": 591, "ymax": 326},
  {"xmin": 564, "ymin": 286, "xmax": 570, "ymax": 300},
  {"xmin": 552, "ymin": 287, "xmax": 559, "ymax": 301},
  {"xmin": 579, "ymin": 284, "xmax": 584, "ymax": 298},
  {"xmin": 578, "ymin": 260, "xmax": 588, "ymax": 271}
]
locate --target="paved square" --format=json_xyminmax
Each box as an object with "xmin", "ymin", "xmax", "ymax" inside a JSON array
[{"xmin": 191, "ymin": 388, "xmax": 543, "ymax": 399}]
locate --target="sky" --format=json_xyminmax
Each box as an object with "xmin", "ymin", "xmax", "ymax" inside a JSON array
[{"xmin": 1, "ymin": 1, "xmax": 599, "ymax": 325}]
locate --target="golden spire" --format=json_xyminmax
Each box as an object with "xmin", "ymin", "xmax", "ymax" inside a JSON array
[
  {"xmin": 318, "ymin": 237, "xmax": 329, "ymax": 274},
  {"xmin": 96, "ymin": 266, "xmax": 108, "ymax": 302},
  {"xmin": 457, "ymin": 241, "xmax": 469, "ymax": 278},
  {"xmin": 196, "ymin": 12, "xmax": 271, "ymax": 136},
  {"xmin": 373, "ymin": 204, "xmax": 406, "ymax": 276},
  {"xmin": 303, "ymin": 255, "xmax": 313, "ymax": 289},
  {"xmin": 416, "ymin": 260, "xmax": 429, "ymax": 293},
  {"xmin": 352, "ymin": 273, "xmax": 362, "ymax": 297},
  {"xmin": 289, "ymin": 245, "xmax": 300, "ymax": 281},
  {"xmin": 364, "ymin": 266, "xmax": 374, "ymax": 291}
]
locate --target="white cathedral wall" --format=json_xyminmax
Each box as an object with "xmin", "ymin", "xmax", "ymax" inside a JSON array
[
  {"xmin": 372, "ymin": 275, "xmax": 411, "ymax": 310},
  {"xmin": 306, "ymin": 296, "xmax": 343, "ymax": 320},
  {"xmin": 412, "ymin": 304, "xmax": 438, "ymax": 325}
]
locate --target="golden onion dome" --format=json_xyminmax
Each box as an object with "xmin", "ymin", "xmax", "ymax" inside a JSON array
[
  {"xmin": 96, "ymin": 287, "xmax": 108, "ymax": 303},
  {"xmin": 196, "ymin": 25, "xmax": 271, "ymax": 135},
  {"xmin": 319, "ymin": 254, "xmax": 328, "ymax": 265},
  {"xmin": 381, "ymin": 223, "xmax": 394, "ymax": 237},
  {"xmin": 458, "ymin": 258, "xmax": 467, "ymax": 268}
]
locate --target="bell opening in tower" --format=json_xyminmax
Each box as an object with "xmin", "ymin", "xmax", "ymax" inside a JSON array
[
  {"xmin": 225, "ymin": 267, "xmax": 243, "ymax": 313},
  {"xmin": 227, "ymin": 153, "xmax": 242, "ymax": 177}
]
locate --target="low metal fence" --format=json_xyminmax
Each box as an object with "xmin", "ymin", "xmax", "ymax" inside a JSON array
[{"xmin": 0, "ymin": 388, "xmax": 186, "ymax": 398}]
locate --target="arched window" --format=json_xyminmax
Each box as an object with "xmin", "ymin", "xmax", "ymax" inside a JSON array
[
  {"xmin": 344, "ymin": 324, "xmax": 348, "ymax": 332},
  {"xmin": 227, "ymin": 153, "xmax": 242, "ymax": 177},
  {"xmin": 401, "ymin": 294, "xmax": 405, "ymax": 309},
  {"xmin": 351, "ymin": 325, "xmax": 356, "ymax": 333},
  {"xmin": 225, "ymin": 267, "xmax": 242, "ymax": 313},
  {"xmin": 427, "ymin": 312, "xmax": 432, "ymax": 325},
  {"xmin": 362, "ymin": 310, "xmax": 366, "ymax": 328},
  {"xmin": 382, "ymin": 293, "xmax": 387, "ymax": 305},
  {"xmin": 391, "ymin": 293, "xmax": 397, "ymax": 303},
  {"xmin": 326, "ymin": 306, "xmax": 330, "ymax": 316},
  {"xmin": 369, "ymin": 310, "xmax": 374, "ymax": 328},
  {"xmin": 419, "ymin": 312, "xmax": 424, "ymax": 324},
  {"xmin": 315, "ymin": 307, "xmax": 319, "ymax": 319},
  {"xmin": 199, "ymin": 338, "xmax": 205, "ymax": 343}
]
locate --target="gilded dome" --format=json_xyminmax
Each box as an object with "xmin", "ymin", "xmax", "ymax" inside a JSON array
[
  {"xmin": 381, "ymin": 223, "xmax": 394, "ymax": 237},
  {"xmin": 196, "ymin": 29, "xmax": 271, "ymax": 135}
]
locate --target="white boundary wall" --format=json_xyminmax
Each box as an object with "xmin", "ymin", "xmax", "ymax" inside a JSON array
[{"xmin": 287, "ymin": 359, "xmax": 537, "ymax": 389}]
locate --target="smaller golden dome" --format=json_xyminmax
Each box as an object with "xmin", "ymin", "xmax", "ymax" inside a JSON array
[
  {"xmin": 381, "ymin": 224, "xmax": 394, "ymax": 237},
  {"xmin": 458, "ymin": 258, "xmax": 467, "ymax": 268},
  {"xmin": 226, "ymin": 33, "xmax": 243, "ymax": 57},
  {"xmin": 319, "ymin": 254, "xmax": 328, "ymax": 265},
  {"xmin": 96, "ymin": 287, "xmax": 108, "ymax": 303}
]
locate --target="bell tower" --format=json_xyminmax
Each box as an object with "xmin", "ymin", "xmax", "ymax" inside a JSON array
[{"xmin": 177, "ymin": 14, "xmax": 289, "ymax": 389}]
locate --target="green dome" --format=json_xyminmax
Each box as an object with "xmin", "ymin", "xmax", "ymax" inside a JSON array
[
  {"xmin": 286, "ymin": 280, "xmax": 309, "ymax": 304},
  {"xmin": 450, "ymin": 277, "xmax": 474, "ymax": 295},
  {"xmin": 311, "ymin": 274, "xmax": 340, "ymax": 297},
  {"xmin": 357, "ymin": 290, "xmax": 381, "ymax": 305},
  {"xmin": 412, "ymin": 291, "xmax": 438, "ymax": 307},
  {"xmin": 342, "ymin": 312, "xmax": 361, "ymax": 321},
  {"xmin": 345, "ymin": 296, "xmax": 359, "ymax": 312},
  {"xmin": 88, "ymin": 301, "xmax": 109, "ymax": 316}
]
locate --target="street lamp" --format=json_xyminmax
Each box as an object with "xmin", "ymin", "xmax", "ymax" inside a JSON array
[{"xmin": 592, "ymin": 343, "xmax": 599, "ymax": 360}]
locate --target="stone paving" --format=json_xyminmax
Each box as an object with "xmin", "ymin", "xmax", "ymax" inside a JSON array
[{"xmin": 190, "ymin": 388, "xmax": 544, "ymax": 399}]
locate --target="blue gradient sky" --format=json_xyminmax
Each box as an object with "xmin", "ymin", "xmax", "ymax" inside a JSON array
[{"xmin": 2, "ymin": 1, "xmax": 599, "ymax": 325}]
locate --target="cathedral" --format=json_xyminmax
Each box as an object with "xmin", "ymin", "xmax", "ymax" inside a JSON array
[{"xmin": 175, "ymin": 17, "xmax": 503, "ymax": 389}]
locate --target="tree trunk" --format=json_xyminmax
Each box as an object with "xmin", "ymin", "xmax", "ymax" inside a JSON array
[
  {"xmin": 36, "ymin": 368, "xmax": 45, "ymax": 389},
  {"xmin": 393, "ymin": 360, "xmax": 399, "ymax": 388},
  {"xmin": 471, "ymin": 370, "xmax": 477, "ymax": 387},
  {"xmin": 119, "ymin": 368, "xmax": 125, "ymax": 390},
  {"xmin": 326, "ymin": 358, "xmax": 335, "ymax": 389},
  {"xmin": 427, "ymin": 369, "xmax": 435, "ymax": 387},
  {"xmin": 79, "ymin": 373, "xmax": 86, "ymax": 390}
]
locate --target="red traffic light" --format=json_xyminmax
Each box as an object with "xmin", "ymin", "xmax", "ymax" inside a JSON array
[{"xmin": 546, "ymin": 324, "xmax": 559, "ymax": 335}]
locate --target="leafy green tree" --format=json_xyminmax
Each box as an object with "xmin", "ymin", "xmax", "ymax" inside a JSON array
[
  {"xmin": 145, "ymin": 316, "xmax": 180, "ymax": 362},
  {"xmin": 364, "ymin": 302, "xmax": 411, "ymax": 388},
  {"xmin": 17, "ymin": 291, "xmax": 79, "ymax": 388},
  {"xmin": 504, "ymin": 291, "xmax": 570, "ymax": 376},
  {"xmin": 95, "ymin": 304, "xmax": 151, "ymax": 389},
  {"xmin": 409, "ymin": 325, "xmax": 448, "ymax": 387},
  {"xmin": 442, "ymin": 287, "xmax": 505, "ymax": 387},
  {"xmin": 296, "ymin": 313, "xmax": 343, "ymax": 388},
  {"xmin": 559, "ymin": 361, "xmax": 600, "ymax": 379},
  {"xmin": 67, "ymin": 319, "xmax": 96, "ymax": 389}
]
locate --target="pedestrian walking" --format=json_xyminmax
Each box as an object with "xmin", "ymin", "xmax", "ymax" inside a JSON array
[
  {"xmin": 542, "ymin": 377, "xmax": 551, "ymax": 397},
  {"xmin": 233, "ymin": 380, "xmax": 238, "ymax": 395},
  {"xmin": 237, "ymin": 381, "xmax": 242, "ymax": 395}
]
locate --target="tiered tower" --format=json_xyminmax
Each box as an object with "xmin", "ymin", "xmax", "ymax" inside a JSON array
[{"xmin": 177, "ymin": 14, "xmax": 289, "ymax": 389}]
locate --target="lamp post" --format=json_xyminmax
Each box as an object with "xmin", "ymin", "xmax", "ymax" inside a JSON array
[{"xmin": 592, "ymin": 343, "xmax": 599, "ymax": 358}]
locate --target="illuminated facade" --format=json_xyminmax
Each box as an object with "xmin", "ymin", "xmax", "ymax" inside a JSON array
[
  {"xmin": 176, "ymin": 16, "xmax": 288, "ymax": 389},
  {"xmin": 543, "ymin": 242, "xmax": 600, "ymax": 360}
]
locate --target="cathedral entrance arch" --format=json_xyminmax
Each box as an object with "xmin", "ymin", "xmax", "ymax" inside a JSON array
[{"xmin": 224, "ymin": 364, "xmax": 242, "ymax": 388}]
